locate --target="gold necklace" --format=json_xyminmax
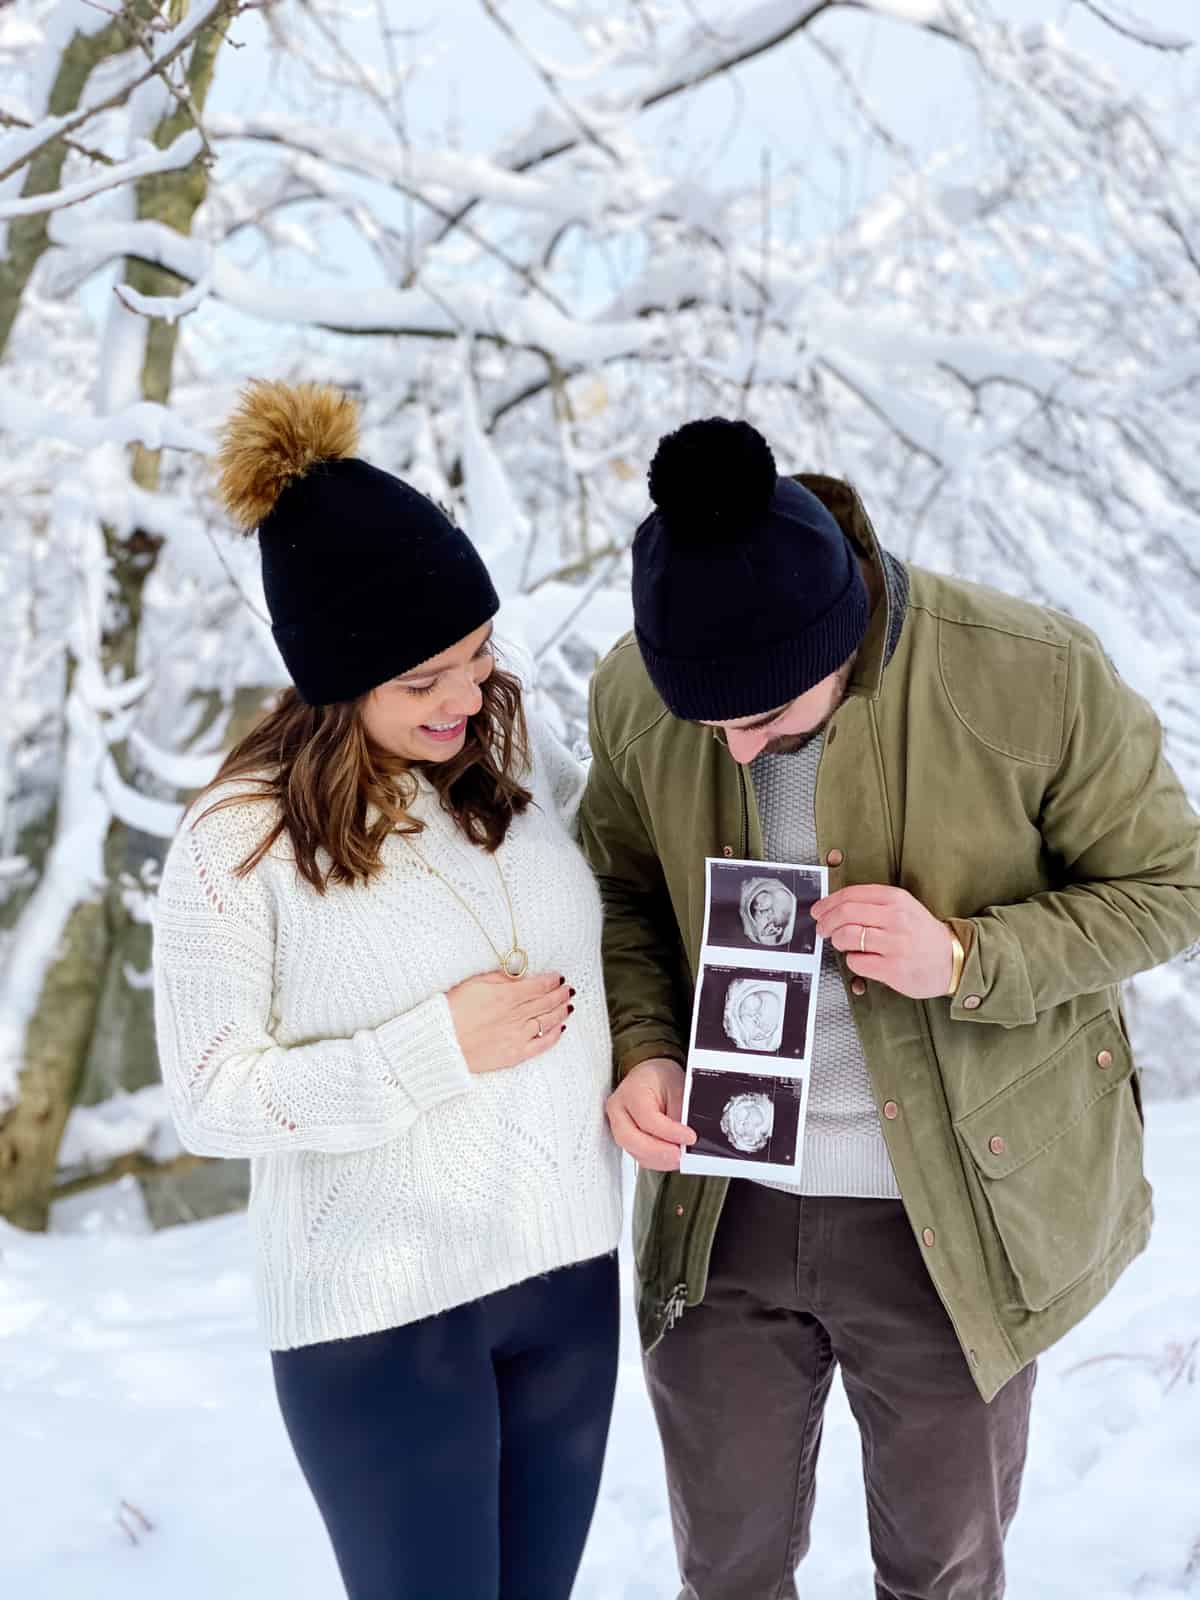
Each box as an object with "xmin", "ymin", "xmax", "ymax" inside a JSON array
[{"xmin": 401, "ymin": 837, "xmax": 529, "ymax": 980}]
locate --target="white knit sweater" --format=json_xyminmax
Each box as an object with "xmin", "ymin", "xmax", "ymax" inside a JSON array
[{"xmin": 152, "ymin": 717, "xmax": 622, "ymax": 1350}]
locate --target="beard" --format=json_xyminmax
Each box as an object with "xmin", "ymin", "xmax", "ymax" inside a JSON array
[
  {"xmin": 760, "ymin": 653, "xmax": 858, "ymax": 756},
  {"xmin": 762, "ymin": 723, "xmax": 829, "ymax": 756}
]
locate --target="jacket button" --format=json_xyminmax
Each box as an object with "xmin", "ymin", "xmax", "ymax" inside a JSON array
[
  {"xmin": 1096, "ymin": 1050, "xmax": 1113, "ymax": 1070},
  {"xmin": 826, "ymin": 848, "xmax": 844, "ymax": 867},
  {"xmin": 675, "ymin": 1204, "xmax": 685, "ymax": 1217},
  {"xmin": 922, "ymin": 1228, "xmax": 936, "ymax": 1248},
  {"xmin": 883, "ymin": 1100, "xmax": 899, "ymax": 1120},
  {"xmin": 961, "ymin": 994, "xmax": 983, "ymax": 1011},
  {"xmin": 722, "ymin": 845, "xmax": 734, "ymax": 858},
  {"xmin": 850, "ymin": 978, "xmax": 867, "ymax": 997},
  {"xmin": 988, "ymin": 1135, "xmax": 1006, "ymax": 1156}
]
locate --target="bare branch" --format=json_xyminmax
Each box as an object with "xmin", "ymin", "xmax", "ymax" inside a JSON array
[
  {"xmin": 1076, "ymin": 0, "xmax": 1194, "ymax": 53},
  {"xmin": 477, "ymin": 0, "xmax": 623, "ymax": 165}
]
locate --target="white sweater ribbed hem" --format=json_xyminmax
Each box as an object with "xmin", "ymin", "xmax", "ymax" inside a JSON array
[{"xmin": 258, "ymin": 1190, "xmax": 623, "ymax": 1349}]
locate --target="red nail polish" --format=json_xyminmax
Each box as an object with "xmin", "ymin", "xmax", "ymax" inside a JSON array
[
  {"xmin": 569, "ymin": 987, "xmax": 577, "ymax": 998},
  {"xmin": 568, "ymin": 1004, "xmax": 575, "ymax": 1015}
]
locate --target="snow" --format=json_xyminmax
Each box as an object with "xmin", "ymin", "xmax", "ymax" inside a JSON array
[
  {"xmin": 460, "ymin": 362, "xmax": 531, "ymax": 597},
  {"xmin": 57, "ymin": 1085, "xmax": 180, "ymax": 1176},
  {"xmin": 115, "ymin": 271, "xmax": 214, "ymax": 327},
  {"xmin": 2, "ymin": 1101, "xmax": 1197, "ymax": 1597},
  {"xmin": 208, "ymin": 114, "xmax": 566, "ymax": 210},
  {"xmin": 47, "ymin": 211, "xmax": 660, "ymax": 365},
  {"xmin": 0, "ymin": 0, "xmax": 223, "ymax": 183},
  {"xmin": 0, "ymin": 393, "xmax": 210, "ymax": 455},
  {"xmin": 0, "ymin": 130, "xmax": 203, "ymax": 221},
  {"xmin": 128, "ymin": 729, "xmax": 223, "ymax": 792},
  {"xmin": 857, "ymin": 0, "xmax": 951, "ymax": 25},
  {"xmin": 100, "ymin": 757, "xmax": 184, "ymax": 841}
]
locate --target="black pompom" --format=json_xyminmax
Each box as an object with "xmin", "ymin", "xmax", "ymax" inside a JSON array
[{"xmin": 647, "ymin": 418, "xmax": 777, "ymax": 539}]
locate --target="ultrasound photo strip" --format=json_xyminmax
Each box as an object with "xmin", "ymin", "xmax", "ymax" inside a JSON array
[
  {"xmin": 679, "ymin": 855, "xmax": 828, "ymax": 1182},
  {"xmin": 691, "ymin": 965, "xmax": 814, "ymax": 1067},
  {"xmin": 681, "ymin": 1069, "xmax": 809, "ymax": 1180},
  {"xmin": 703, "ymin": 858, "xmax": 826, "ymax": 970}
]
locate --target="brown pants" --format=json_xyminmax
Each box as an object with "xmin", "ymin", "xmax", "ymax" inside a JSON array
[{"xmin": 645, "ymin": 1183, "xmax": 1035, "ymax": 1600}]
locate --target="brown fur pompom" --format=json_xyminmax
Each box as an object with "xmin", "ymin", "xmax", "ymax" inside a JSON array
[{"xmin": 216, "ymin": 380, "xmax": 360, "ymax": 532}]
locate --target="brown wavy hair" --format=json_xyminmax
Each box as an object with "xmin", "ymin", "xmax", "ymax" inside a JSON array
[{"xmin": 195, "ymin": 665, "xmax": 533, "ymax": 893}]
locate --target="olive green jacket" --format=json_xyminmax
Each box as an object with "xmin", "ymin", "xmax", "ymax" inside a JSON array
[{"xmin": 579, "ymin": 476, "xmax": 1200, "ymax": 1401}]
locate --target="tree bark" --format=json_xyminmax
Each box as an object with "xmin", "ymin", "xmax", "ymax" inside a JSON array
[
  {"xmin": 0, "ymin": 1, "xmax": 233, "ymax": 1229},
  {"xmin": 0, "ymin": 895, "xmax": 107, "ymax": 1229},
  {"xmin": 0, "ymin": 3, "xmax": 155, "ymax": 359}
]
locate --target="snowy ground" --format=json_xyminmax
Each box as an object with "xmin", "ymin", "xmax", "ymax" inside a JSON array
[{"xmin": 3, "ymin": 1105, "xmax": 1198, "ymax": 1599}]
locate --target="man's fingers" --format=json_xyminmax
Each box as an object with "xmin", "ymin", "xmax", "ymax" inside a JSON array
[
  {"xmin": 607, "ymin": 1102, "xmax": 683, "ymax": 1170},
  {"xmin": 814, "ymin": 885, "xmax": 901, "ymax": 919},
  {"xmin": 828, "ymin": 924, "xmax": 895, "ymax": 956},
  {"xmin": 817, "ymin": 906, "xmax": 901, "ymax": 943},
  {"xmin": 844, "ymin": 951, "xmax": 893, "ymax": 981},
  {"xmin": 608, "ymin": 1089, "xmax": 696, "ymax": 1149},
  {"xmin": 630, "ymin": 1096, "xmax": 696, "ymax": 1147}
]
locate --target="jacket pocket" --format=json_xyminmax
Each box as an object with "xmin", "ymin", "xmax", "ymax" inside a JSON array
[{"xmin": 956, "ymin": 1011, "xmax": 1151, "ymax": 1312}]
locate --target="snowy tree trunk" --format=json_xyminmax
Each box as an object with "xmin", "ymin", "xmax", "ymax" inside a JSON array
[
  {"xmin": 0, "ymin": 893, "xmax": 107, "ymax": 1229},
  {"xmin": 0, "ymin": 1, "xmax": 231, "ymax": 1228},
  {"xmin": 0, "ymin": 3, "xmax": 143, "ymax": 358}
]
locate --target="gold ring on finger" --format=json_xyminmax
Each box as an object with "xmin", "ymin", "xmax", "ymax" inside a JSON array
[
  {"xmin": 859, "ymin": 925, "xmax": 868, "ymax": 954},
  {"xmin": 536, "ymin": 1018, "xmax": 544, "ymax": 1038}
]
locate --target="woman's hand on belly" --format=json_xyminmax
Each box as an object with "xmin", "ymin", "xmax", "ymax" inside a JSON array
[{"xmin": 448, "ymin": 970, "xmax": 573, "ymax": 1075}]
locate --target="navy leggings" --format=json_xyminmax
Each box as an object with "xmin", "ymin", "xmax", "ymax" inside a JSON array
[{"xmin": 272, "ymin": 1252, "xmax": 619, "ymax": 1600}]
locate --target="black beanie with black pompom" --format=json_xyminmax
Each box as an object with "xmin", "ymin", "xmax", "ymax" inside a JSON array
[{"xmin": 631, "ymin": 418, "xmax": 869, "ymax": 721}]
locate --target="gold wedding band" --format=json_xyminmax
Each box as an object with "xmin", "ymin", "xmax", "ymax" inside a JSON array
[
  {"xmin": 536, "ymin": 1019, "xmax": 544, "ymax": 1038},
  {"xmin": 859, "ymin": 925, "xmax": 868, "ymax": 954}
]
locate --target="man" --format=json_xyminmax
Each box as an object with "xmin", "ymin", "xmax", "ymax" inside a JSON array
[{"xmin": 578, "ymin": 417, "xmax": 1200, "ymax": 1600}]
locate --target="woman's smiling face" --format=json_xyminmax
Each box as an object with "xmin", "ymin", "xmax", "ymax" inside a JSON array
[{"xmin": 359, "ymin": 622, "xmax": 495, "ymax": 763}]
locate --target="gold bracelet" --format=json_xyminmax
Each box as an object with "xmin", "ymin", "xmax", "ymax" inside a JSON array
[{"xmin": 945, "ymin": 926, "xmax": 966, "ymax": 997}]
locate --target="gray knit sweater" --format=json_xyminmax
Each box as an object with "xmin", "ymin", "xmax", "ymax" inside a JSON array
[{"xmin": 751, "ymin": 738, "xmax": 901, "ymax": 1198}]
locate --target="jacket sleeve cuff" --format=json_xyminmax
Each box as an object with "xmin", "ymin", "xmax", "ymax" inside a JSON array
[
  {"xmin": 616, "ymin": 1037, "xmax": 686, "ymax": 1082},
  {"xmin": 376, "ymin": 994, "xmax": 473, "ymax": 1111},
  {"xmin": 948, "ymin": 917, "xmax": 1038, "ymax": 1029}
]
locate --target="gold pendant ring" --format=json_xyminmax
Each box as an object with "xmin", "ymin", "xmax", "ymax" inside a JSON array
[{"xmin": 502, "ymin": 947, "xmax": 530, "ymax": 980}]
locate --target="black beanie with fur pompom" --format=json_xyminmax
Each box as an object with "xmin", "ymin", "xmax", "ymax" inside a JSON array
[
  {"xmin": 216, "ymin": 379, "xmax": 499, "ymax": 706},
  {"xmin": 632, "ymin": 418, "xmax": 869, "ymax": 721}
]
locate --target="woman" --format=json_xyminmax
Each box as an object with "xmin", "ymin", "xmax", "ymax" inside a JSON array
[{"xmin": 153, "ymin": 380, "xmax": 623, "ymax": 1599}]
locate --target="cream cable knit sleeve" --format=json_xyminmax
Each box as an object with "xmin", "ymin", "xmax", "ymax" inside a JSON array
[
  {"xmin": 527, "ymin": 710, "xmax": 586, "ymax": 833},
  {"xmin": 153, "ymin": 799, "xmax": 472, "ymax": 1160}
]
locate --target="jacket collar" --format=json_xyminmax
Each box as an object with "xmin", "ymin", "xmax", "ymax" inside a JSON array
[{"xmin": 793, "ymin": 474, "xmax": 908, "ymax": 703}]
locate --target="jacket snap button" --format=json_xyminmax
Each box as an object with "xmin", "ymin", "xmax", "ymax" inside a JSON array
[
  {"xmin": 722, "ymin": 845, "xmax": 734, "ymax": 858},
  {"xmin": 922, "ymin": 1228, "xmax": 935, "ymax": 1248},
  {"xmin": 883, "ymin": 1100, "xmax": 899, "ymax": 1120},
  {"xmin": 675, "ymin": 1204, "xmax": 685, "ymax": 1217},
  {"xmin": 1096, "ymin": 1049, "xmax": 1113, "ymax": 1070},
  {"xmin": 826, "ymin": 848, "xmax": 844, "ymax": 868},
  {"xmin": 988, "ymin": 1135, "xmax": 1006, "ymax": 1156},
  {"xmin": 850, "ymin": 978, "xmax": 867, "ymax": 997},
  {"xmin": 962, "ymin": 994, "xmax": 983, "ymax": 1011}
]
